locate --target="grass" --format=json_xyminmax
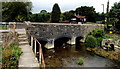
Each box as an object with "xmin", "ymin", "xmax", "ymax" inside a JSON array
[
  {"xmin": 77, "ymin": 58, "xmax": 84, "ymax": 65},
  {"xmin": 0, "ymin": 25, "xmax": 8, "ymax": 30},
  {"xmin": 0, "ymin": 43, "xmax": 2, "ymax": 66},
  {"xmin": 87, "ymin": 47, "xmax": 120, "ymax": 62},
  {"xmin": 0, "ymin": 25, "xmax": 2, "ymax": 30},
  {"xmin": 103, "ymin": 34, "xmax": 120, "ymax": 39},
  {"xmin": 2, "ymin": 44, "xmax": 22, "ymax": 68},
  {"xmin": 86, "ymin": 22, "xmax": 102, "ymax": 24}
]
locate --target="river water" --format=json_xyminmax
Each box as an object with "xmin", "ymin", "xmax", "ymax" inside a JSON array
[{"xmin": 43, "ymin": 44, "xmax": 119, "ymax": 68}]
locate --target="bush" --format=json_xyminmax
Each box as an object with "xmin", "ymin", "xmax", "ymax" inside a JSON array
[
  {"xmin": 96, "ymin": 37, "xmax": 102, "ymax": 47},
  {"xmin": 89, "ymin": 29, "xmax": 105, "ymax": 37},
  {"xmin": 2, "ymin": 45, "xmax": 22, "ymax": 68},
  {"xmin": 77, "ymin": 58, "xmax": 84, "ymax": 65},
  {"xmin": 87, "ymin": 29, "xmax": 105, "ymax": 47},
  {"xmin": 85, "ymin": 35, "xmax": 97, "ymax": 48},
  {"xmin": 115, "ymin": 21, "xmax": 120, "ymax": 30}
]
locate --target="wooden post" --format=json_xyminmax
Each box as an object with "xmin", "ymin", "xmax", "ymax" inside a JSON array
[{"xmin": 13, "ymin": 22, "xmax": 16, "ymax": 36}]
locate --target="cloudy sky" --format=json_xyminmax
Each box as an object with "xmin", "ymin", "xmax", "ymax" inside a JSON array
[{"xmin": 31, "ymin": 0, "xmax": 120, "ymax": 13}]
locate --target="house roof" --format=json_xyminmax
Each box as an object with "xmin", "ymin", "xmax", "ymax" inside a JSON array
[{"xmin": 75, "ymin": 16, "xmax": 86, "ymax": 18}]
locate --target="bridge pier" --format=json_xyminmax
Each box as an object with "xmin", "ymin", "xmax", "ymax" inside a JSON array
[
  {"xmin": 44, "ymin": 39, "xmax": 54, "ymax": 49},
  {"xmin": 67, "ymin": 37, "xmax": 76, "ymax": 45}
]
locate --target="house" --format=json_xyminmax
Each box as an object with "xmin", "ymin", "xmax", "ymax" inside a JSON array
[{"xmin": 70, "ymin": 16, "xmax": 86, "ymax": 24}]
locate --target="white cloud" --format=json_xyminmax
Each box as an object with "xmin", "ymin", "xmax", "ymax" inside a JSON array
[{"xmin": 31, "ymin": 0, "xmax": 120, "ymax": 13}]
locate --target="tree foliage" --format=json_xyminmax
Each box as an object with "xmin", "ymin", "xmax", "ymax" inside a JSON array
[
  {"xmin": 75, "ymin": 6, "xmax": 96, "ymax": 22},
  {"xmin": 2, "ymin": 2, "xmax": 32, "ymax": 22},
  {"xmin": 40, "ymin": 10, "xmax": 47, "ymax": 14},
  {"xmin": 89, "ymin": 29, "xmax": 105, "ymax": 37},
  {"xmin": 28, "ymin": 10, "xmax": 50, "ymax": 22},
  {"xmin": 51, "ymin": 3, "xmax": 61, "ymax": 23},
  {"xmin": 109, "ymin": 2, "xmax": 120, "ymax": 30},
  {"xmin": 62, "ymin": 10, "xmax": 75, "ymax": 21},
  {"xmin": 95, "ymin": 12, "xmax": 105, "ymax": 22}
]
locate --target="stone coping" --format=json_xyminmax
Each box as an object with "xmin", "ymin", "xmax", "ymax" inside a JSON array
[{"xmin": 0, "ymin": 22, "xmax": 105, "ymax": 26}]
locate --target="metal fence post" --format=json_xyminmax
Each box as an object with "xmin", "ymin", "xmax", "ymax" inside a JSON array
[
  {"xmin": 39, "ymin": 44, "xmax": 42, "ymax": 65},
  {"xmin": 34, "ymin": 40, "xmax": 36, "ymax": 56},
  {"xmin": 31, "ymin": 36, "xmax": 33, "ymax": 48}
]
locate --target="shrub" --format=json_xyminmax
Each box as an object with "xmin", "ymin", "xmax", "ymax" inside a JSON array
[
  {"xmin": 11, "ymin": 45, "xmax": 22, "ymax": 57},
  {"xmin": 96, "ymin": 37, "xmax": 102, "ymax": 47},
  {"xmin": 115, "ymin": 21, "xmax": 120, "ymax": 31},
  {"xmin": 77, "ymin": 58, "xmax": 84, "ymax": 65},
  {"xmin": 87, "ymin": 29, "xmax": 105, "ymax": 47},
  {"xmin": 89, "ymin": 29, "xmax": 105, "ymax": 37},
  {"xmin": 2, "ymin": 45, "xmax": 22, "ymax": 68},
  {"xmin": 85, "ymin": 35, "xmax": 97, "ymax": 48}
]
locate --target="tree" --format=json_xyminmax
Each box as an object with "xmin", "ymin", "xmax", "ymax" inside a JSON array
[
  {"xmin": 109, "ymin": 2, "xmax": 120, "ymax": 30},
  {"xmin": 28, "ymin": 10, "xmax": 50, "ymax": 22},
  {"xmin": 51, "ymin": 3, "xmax": 61, "ymax": 23},
  {"xmin": 75, "ymin": 6, "xmax": 96, "ymax": 22},
  {"xmin": 2, "ymin": 2, "xmax": 32, "ymax": 22},
  {"xmin": 40, "ymin": 10, "xmax": 47, "ymax": 14},
  {"xmin": 62, "ymin": 11, "xmax": 74, "ymax": 21},
  {"xmin": 95, "ymin": 12, "xmax": 105, "ymax": 23}
]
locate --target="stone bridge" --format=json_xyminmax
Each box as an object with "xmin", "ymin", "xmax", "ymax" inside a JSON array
[{"xmin": 26, "ymin": 23, "xmax": 105, "ymax": 49}]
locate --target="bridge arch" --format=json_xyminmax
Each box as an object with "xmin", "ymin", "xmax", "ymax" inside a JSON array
[
  {"xmin": 37, "ymin": 37, "xmax": 48, "ymax": 46},
  {"xmin": 75, "ymin": 35, "xmax": 85, "ymax": 50},
  {"xmin": 76, "ymin": 35, "xmax": 84, "ymax": 44},
  {"xmin": 54, "ymin": 35, "xmax": 72, "ymax": 47},
  {"xmin": 36, "ymin": 35, "xmax": 85, "ymax": 49},
  {"xmin": 37, "ymin": 37, "xmax": 48, "ymax": 51}
]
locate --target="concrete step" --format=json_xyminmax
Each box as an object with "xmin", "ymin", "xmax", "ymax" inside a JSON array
[
  {"xmin": 17, "ymin": 29, "xmax": 39, "ymax": 67},
  {"xmin": 19, "ymin": 41, "xmax": 29, "ymax": 43},
  {"xmin": 18, "ymin": 38, "xmax": 28, "ymax": 42},
  {"xmin": 18, "ymin": 38, "xmax": 28, "ymax": 40},
  {"xmin": 19, "ymin": 44, "xmax": 29, "ymax": 46},
  {"xmin": 19, "ymin": 41, "xmax": 29, "ymax": 45},
  {"xmin": 18, "ymin": 35, "xmax": 27, "ymax": 38}
]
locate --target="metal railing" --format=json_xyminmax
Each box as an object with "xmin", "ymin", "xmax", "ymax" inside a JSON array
[
  {"xmin": 30, "ymin": 34, "xmax": 45, "ymax": 68},
  {"xmin": 24, "ymin": 22, "xmax": 45, "ymax": 68}
]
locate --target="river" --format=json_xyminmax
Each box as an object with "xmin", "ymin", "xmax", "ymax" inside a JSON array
[{"xmin": 43, "ymin": 44, "xmax": 120, "ymax": 68}]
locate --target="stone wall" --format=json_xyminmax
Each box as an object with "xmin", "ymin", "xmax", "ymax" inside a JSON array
[
  {"xmin": 26, "ymin": 23, "xmax": 105, "ymax": 40},
  {"xmin": 102, "ymin": 39, "xmax": 120, "ymax": 50}
]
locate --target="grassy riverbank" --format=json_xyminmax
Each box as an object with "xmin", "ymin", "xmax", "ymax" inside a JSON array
[{"xmin": 87, "ymin": 47, "xmax": 120, "ymax": 62}]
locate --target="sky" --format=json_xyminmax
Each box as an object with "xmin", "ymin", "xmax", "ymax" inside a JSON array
[{"xmin": 31, "ymin": 0, "xmax": 120, "ymax": 13}]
